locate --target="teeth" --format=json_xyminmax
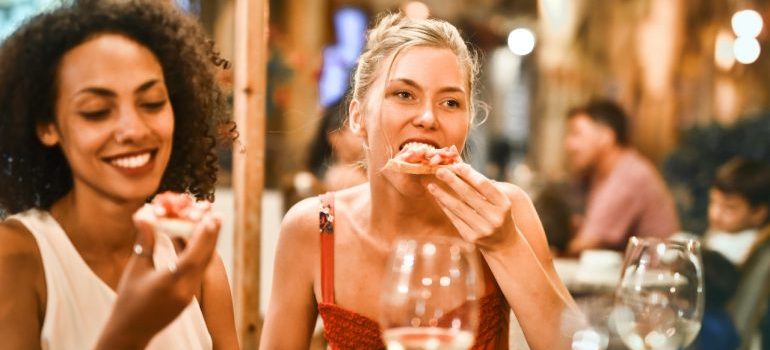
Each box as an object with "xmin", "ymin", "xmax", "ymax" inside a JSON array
[
  {"xmin": 403, "ymin": 142, "xmax": 436, "ymax": 150},
  {"xmin": 111, "ymin": 152, "xmax": 151, "ymax": 169}
]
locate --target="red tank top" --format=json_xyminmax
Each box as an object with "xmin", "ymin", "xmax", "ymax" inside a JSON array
[{"xmin": 317, "ymin": 193, "xmax": 510, "ymax": 349}]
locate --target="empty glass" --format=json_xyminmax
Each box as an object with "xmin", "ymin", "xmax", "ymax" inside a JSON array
[{"xmin": 611, "ymin": 237, "xmax": 704, "ymax": 350}]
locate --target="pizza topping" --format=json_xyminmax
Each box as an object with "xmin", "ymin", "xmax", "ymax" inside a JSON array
[
  {"xmin": 150, "ymin": 191, "xmax": 210, "ymax": 222},
  {"xmin": 394, "ymin": 142, "xmax": 460, "ymax": 166}
]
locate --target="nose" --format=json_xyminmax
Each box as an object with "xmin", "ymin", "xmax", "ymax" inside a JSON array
[
  {"xmin": 412, "ymin": 103, "xmax": 438, "ymax": 130},
  {"xmin": 114, "ymin": 106, "xmax": 151, "ymax": 143}
]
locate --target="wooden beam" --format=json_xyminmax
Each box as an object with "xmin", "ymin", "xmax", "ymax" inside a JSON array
[{"xmin": 232, "ymin": 0, "xmax": 268, "ymax": 348}]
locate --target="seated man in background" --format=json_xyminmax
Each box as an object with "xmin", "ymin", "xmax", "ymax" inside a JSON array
[
  {"xmin": 705, "ymin": 157, "xmax": 770, "ymax": 266},
  {"xmin": 564, "ymin": 99, "xmax": 679, "ymax": 255}
]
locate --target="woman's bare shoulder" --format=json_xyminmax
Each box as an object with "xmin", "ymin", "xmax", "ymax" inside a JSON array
[
  {"xmin": 0, "ymin": 219, "xmax": 45, "ymax": 350},
  {"xmin": 281, "ymin": 196, "xmax": 322, "ymax": 240},
  {"xmin": 0, "ymin": 218, "xmax": 45, "ymax": 303},
  {"xmin": 0, "ymin": 219, "xmax": 42, "ymax": 263}
]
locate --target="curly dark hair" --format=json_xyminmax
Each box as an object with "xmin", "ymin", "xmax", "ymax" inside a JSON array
[{"xmin": 0, "ymin": 0, "xmax": 234, "ymax": 214}]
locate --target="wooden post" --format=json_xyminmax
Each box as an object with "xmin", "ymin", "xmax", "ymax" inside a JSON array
[{"xmin": 232, "ymin": 0, "xmax": 268, "ymax": 348}]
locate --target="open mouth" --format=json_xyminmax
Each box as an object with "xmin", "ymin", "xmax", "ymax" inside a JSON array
[
  {"xmin": 398, "ymin": 140, "xmax": 440, "ymax": 151},
  {"xmin": 104, "ymin": 150, "xmax": 157, "ymax": 170}
]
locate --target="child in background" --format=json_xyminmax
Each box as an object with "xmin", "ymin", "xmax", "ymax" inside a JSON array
[{"xmin": 705, "ymin": 157, "xmax": 770, "ymax": 266}]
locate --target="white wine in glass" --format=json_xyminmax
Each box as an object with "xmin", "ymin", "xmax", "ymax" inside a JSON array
[
  {"xmin": 380, "ymin": 236, "xmax": 481, "ymax": 350},
  {"xmin": 611, "ymin": 237, "xmax": 704, "ymax": 350}
]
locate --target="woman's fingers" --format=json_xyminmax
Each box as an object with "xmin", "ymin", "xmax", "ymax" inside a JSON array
[
  {"xmin": 175, "ymin": 213, "xmax": 221, "ymax": 276},
  {"xmin": 449, "ymin": 164, "xmax": 507, "ymax": 204},
  {"xmin": 435, "ymin": 168, "xmax": 489, "ymax": 213},
  {"xmin": 130, "ymin": 208, "xmax": 157, "ymax": 268},
  {"xmin": 428, "ymin": 182, "xmax": 490, "ymax": 237},
  {"xmin": 429, "ymin": 163, "xmax": 517, "ymax": 248},
  {"xmin": 430, "ymin": 187, "xmax": 479, "ymax": 241},
  {"xmin": 434, "ymin": 166, "xmax": 509, "ymax": 225}
]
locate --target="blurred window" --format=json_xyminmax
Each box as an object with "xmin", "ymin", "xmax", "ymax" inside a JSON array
[
  {"xmin": 0, "ymin": 0, "xmax": 56, "ymax": 39},
  {"xmin": 318, "ymin": 7, "xmax": 366, "ymax": 107}
]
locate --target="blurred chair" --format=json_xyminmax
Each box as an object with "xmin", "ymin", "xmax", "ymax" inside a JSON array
[{"xmin": 731, "ymin": 229, "xmax": 770, "ymax": 350}]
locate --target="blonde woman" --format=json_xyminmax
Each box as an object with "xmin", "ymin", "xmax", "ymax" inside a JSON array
[{"xmin": 261, "ymin": 13, "xmax": 576, "ymax": 349}]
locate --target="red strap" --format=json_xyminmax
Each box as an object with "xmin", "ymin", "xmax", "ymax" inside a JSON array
[
  {"xmin": 320, "ymin": 192, "xmax": 336, "ymax": 304},
  {"xmin": 482, "ymin": 262, "xmax": 495, "ymax": 294}
]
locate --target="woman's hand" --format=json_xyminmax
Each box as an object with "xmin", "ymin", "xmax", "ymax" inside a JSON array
[
  {"xmin": 427, "ymin": 163, "xmax": 516, "ymax": 251},
  {"xmin": 94, "ymin": 210, "xmax": 221, "ymax": 350}
]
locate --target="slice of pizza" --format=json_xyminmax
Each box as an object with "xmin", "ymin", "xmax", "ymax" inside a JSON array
[
  {"xmin": 385, "ymin": 142, "xmax": 462, "ymax": 174},
  {"xmin": 148, "ymin": 191, "xmax": 211, "ymax": 240}
]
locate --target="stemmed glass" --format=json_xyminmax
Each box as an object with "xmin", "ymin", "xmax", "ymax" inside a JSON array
[
  {"xmin": 380, "ymin": 236, "xmax": 481, "ymax": 350},
  {"xmin": 611, "ymin": 237, "xmax": 704, "ymax": 350}
]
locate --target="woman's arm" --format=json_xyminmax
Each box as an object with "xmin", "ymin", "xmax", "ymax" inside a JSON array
[
  {"xmin": 200, "ymin": 253, "xmax": 238, "ymax": 349},
  {"xmin": 428, "ymin": 164, "xmax": 579, "ymax": 350},
  {"xmin": 95, "ymin": 212, "xmax": 224, "ymax": 349},
  {"xmin": 480, "ymin": 186, "xmax": 579, "ymax": 349},
  {"xmin": 0, "ymin": 221, "xmax": 45, "ymax": 350},
  {"xmin": 0, "ymin": 212, "xmax": 228, "ymax": 350},
  {"xmin": 500, "ymin": 184, "xmax": 576, "ymax": 309},
  {"xmin": 260, "ymin": 198, "xmax": 320, "ymax": 348}
]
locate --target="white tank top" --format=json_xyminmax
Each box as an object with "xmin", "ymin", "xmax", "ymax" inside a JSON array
[{"xmin": 10, "ymin": 209, "xmax": 213, "ymax": 350}]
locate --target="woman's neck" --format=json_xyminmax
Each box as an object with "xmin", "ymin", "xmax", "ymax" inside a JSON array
[
  {"xmin": 368, "ymin": 176, "xmax": 456, "ymax": 238},
  {"xmin": 50, "ymin": 189, "xmax": 143, "ymax": 254}
]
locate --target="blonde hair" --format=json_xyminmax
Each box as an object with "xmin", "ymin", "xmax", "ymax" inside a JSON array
[{"xmin": 351, "ymin": 12, "xmax": 484, "ymax": 124}]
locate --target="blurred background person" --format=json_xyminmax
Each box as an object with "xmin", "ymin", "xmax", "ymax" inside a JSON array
[
  {"xmin": 308, "ymin": 99, "xmax": 367, "ymax": 191},
  {"xmin": 564, "ymin": 99, "xmax": 679, "ymax": 255},
  {"xmin": 704, "ymin": 157, "xmax": 770, "ymax": 266},
  {"xmin": 306, "ymin": 97, "xmax": 367, "ymax": 192}
]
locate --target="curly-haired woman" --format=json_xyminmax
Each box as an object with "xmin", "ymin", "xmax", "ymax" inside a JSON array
[{"xmin": 0, "ymin": 1, "xmax": 237, "ymax": 349}]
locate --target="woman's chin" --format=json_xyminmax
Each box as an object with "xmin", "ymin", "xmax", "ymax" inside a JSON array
[{"xmin": 392, "ymin": 176, "xmax": 433, "ymax": 197}]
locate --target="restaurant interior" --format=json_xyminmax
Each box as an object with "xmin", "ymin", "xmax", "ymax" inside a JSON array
[{"xmin": 1, "ymin": 0, "xmax": 769, "ymax": 349}]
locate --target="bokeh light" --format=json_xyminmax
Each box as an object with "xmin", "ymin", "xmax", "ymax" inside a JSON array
[
  {"xmin": 732, "ymin": 9, "xmax": 763, "ymax": 38},
  {"xmin": 507, "ymin": 28, "xmax": 536, "ymax": 56},
  {"xmin": 714, "ymin": 30, "xmax": 735, "ymax": 70},
  {"xmin": 733, "ymin": 36, "xmax": 761, "ymax": 64}
]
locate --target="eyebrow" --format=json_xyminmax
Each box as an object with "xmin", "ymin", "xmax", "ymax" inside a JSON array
[
  {"xmin": 74, "ymin": 79, "xmax": 162, "ymax": 98},
  {"xmin": 388, "ymin": 78, "xmax": 465, "ymax": 94}
]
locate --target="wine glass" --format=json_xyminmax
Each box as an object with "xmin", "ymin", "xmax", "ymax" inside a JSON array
[
  {"xmin": 610, "ymin": 237, "xmax": 704, "ymax": 350},
  {"xmin": 380, "ymin": 236, "xmax": 481, "ymax": 350}
]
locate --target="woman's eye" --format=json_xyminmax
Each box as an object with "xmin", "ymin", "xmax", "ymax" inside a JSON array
[
  {"xmin": 141, "ymin": 100, "xmax": 167, "ymax": 112},
  {"xmin": 444, "ymin": 99, "xmax": 460, "ymax": 108},
  {"xmin": 79, "ymin": 109, "xmax": 110, "ymax": 120},
  {"xmin": 394, "ymin": 91, "xmax": 413, "ymax": 100}
]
